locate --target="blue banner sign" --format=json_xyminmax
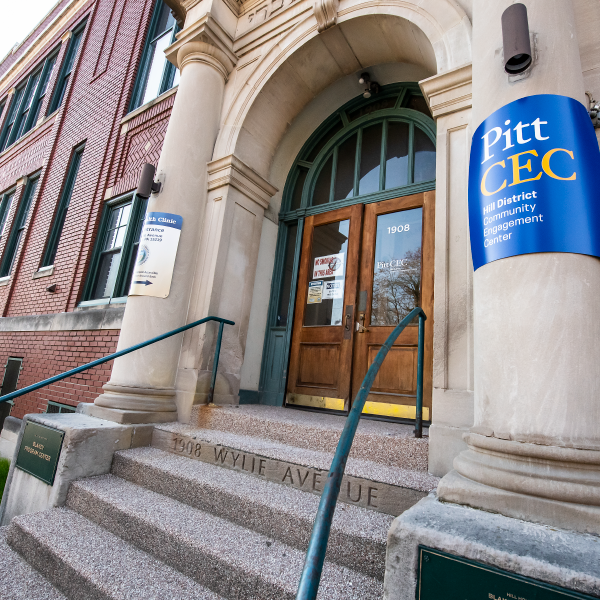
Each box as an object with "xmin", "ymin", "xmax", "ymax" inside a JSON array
[{"xmin": 468, "ymin": 94, "xmax": 600, "ymax": 270}]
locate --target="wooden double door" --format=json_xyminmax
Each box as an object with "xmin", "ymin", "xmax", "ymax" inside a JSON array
[{"xmin": 286, "ymin": 192, "xmax": 434, "ymax": 420}]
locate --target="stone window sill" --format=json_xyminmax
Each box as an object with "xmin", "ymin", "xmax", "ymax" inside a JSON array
[
  {"xmin": 76, "ymin": 296, "xmax": 127, "ymax": 310},
  {"xmin": 0, "ymin": 276, "xmax": 10, "ymax": 287},
  {"xmin": 32, "ymin": 265, "xmax": 54, "ymax": 279}
]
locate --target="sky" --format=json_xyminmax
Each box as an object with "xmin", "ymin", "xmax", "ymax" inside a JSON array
[{"xmin": 0, "ymin": 0, "xmax": 59, "ymax": 61}]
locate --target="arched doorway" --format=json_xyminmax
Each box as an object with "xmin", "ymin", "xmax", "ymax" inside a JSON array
[{"xmin": 259, "ymin": 83, "xmax": 435, "ymax": 423}]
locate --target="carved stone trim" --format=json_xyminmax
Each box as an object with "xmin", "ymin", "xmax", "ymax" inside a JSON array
[
  {"xmin": 419, "ymin": 63, "xmax": 472, "ymax": 119},
  {"xmin": 152, "ymin": 428, "xmax": 427, "ymax": 516},
  {"xmin": 314, "ymin": 0, "xmax": 340, "ymax": 32},
  {"xmin": 178, "ymin": 42, "xmax": 233, "ymax": 81},
  {"xmin": 207, "ymin": 154, "xmax": 278, "ymax": 209},
  {"xmin": 165, "ymin": 15, "xmax": 237, "ymax": 73}
]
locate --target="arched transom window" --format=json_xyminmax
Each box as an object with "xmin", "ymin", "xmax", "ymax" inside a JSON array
[{"xmin": 283, "ymin": 85, "xmax": 436, "ymax": 215}]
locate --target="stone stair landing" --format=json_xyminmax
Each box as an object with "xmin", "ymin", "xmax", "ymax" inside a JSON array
[{"xmin": 191, "ymin": 404, "xmax": 429, "ymax": 470}]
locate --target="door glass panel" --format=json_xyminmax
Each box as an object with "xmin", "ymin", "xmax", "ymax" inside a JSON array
[
  {"xmin": 333, "ymin": 134, "xmax": 357, "ymax": 201},
  {"xmin": 370, "ymin": 208, "xmax": 422, "ymax": 325},
  {"xmin": 385, "ymin": 121, "xmax": 409, "ymax": 189},
  {"xmin": 358, "ymin": 123, "xmax": 382, "ymax": 195},
  {"xmin": 276, "ymin": 224, "xmax": 298, "ymax": 327},
  {"xmin": 304, "ymin": 219, "xmax": 349, "ymax": 327},
  {"xmin": 414, "ymin": 127, "xmax": 436, "ymax": 183},
  {"xmin": 313, "ymin": 155, "xmax": 333, "ymax": 206}
]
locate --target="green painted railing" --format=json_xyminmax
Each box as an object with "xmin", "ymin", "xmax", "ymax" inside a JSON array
[
  {"xmin": 296, "ymin": 306, "xmax": 427, "ymax": 600},
  {"xmin": 0, "ymin": 316, "xmax": 235, "ymax": 406}
]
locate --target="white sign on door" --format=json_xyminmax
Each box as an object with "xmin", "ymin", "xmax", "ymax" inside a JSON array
[
  {"xmin": 313, "ymin": 253, "xmax": 345, "ymax": 279},
  {"xmin": 129, "ymin": 212, "xmax": 182, "ymax": 299},
  {"xmin": 323, "ymin": 280, "xmax": 343, "ymax": 299}
]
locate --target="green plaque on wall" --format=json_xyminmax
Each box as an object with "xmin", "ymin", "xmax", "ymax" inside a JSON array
[
  {"xmin": 15, "ymin": 421, "xmax": 64, "ymax": 485},
  {"xmin": 417, "ymin": 547, "xmax": 596, "ymax": 600}
]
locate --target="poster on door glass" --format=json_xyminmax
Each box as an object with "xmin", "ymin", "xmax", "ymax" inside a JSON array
[
  {"xmin": 313, "ymin": 253, "xmax": 345, "ymax": 279},
  {"xmin": 307, "ymin": 281, "xmax": 323, "ymax": 304},
  {"xmin": 371, "ymin": 208, "xmax": 423, "ymax": 326},
  {"xmin": 304, "ymin": 220, "xmax": 349, "ymax": 327}
]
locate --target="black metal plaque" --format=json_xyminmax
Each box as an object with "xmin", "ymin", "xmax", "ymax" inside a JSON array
[
  {"xmin": 15, "ymin": 421, "xmax": 64, "ymax": 485},
  {"xmin": 417, "ymin": 547, "xmax": 596, "ymax": 600}
]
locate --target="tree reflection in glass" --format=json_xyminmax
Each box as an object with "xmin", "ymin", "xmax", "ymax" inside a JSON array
[{"xmin": 370, "ymin": 208, "xmax": 423, "ymax": 326}]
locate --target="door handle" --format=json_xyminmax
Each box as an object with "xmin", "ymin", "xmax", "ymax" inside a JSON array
[
  {"xmin": 344, "ymin": 305, "xmax": 354, "ymax": 339},
  {"xmin": 357, "ymin": 312, "xmax": 369, "ymax": 333}
]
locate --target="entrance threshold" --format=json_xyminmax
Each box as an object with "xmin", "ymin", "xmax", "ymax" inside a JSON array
[
  {"xmin": 286, "ymin": 393, "xmax": 430, "ymax": 420},
  {"xmin": 285, "ymin": 401, "xmax": 431, "ymax": 430}
]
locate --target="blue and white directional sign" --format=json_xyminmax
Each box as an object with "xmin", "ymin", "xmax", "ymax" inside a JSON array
[
  {"xmin": 468, "ymin": 94, "xmax": 600, "ymax": 270},
  {"xmin": 129, "ymin": 212, "xmax": 183, "ymax": 298}
]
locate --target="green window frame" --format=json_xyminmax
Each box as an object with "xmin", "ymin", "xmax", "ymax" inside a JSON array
[
  {"xmin": 0, "ymin": 50, "xmax": 58, "ymax": 152},
  {"xmin": 81, "ymin": 193, "xmax": 148, "ymax": 305},
  {"xmin": 0, "ymin": 174, "xmax": 40, "ymax": 278},
  {"xmin": 46, "ymin": 401, "xmax": 76, "ymax": 414},
  {"xmin": 0, "ymin": 189, "xmax": 16, "ymax": 244},
  {"xmin": 47, "ymin": 20, "xmax": 87, "ymax": 115},
  {"xmin": 258, "ymin": 83, "xmax": 436, "ymax": 406},
  {"xmin": 129, "ymin": 0, "xmax": 180, "ymax": 111},
  {"xmin": 41, "ymin": 143, "xmax": 85, "ymax": 267}
]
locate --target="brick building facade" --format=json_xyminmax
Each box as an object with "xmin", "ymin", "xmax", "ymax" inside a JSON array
[{"xmin": 0, "ymin": 0, "xmax": 176, "ymax": 418}]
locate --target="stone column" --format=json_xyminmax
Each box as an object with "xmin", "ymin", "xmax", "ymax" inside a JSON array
[
  {"xmin": 176, "ymin": 155, "xmax": 277, "ymax": 423},
  {"xmin": 89, "ymin": 23, "xmax": 235, "ymax": 424},
  {"xmin": 437, "ymin": 0, "xmax": 600, "ymax": 535},
  {"xmin": 419, "ymin": 64, "xmax": 474, "ymax": 477}
]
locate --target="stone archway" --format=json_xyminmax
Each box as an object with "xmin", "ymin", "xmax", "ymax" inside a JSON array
[{"xmin": 216, "ymin": 0, "xmax": 472, "ymax": 179}]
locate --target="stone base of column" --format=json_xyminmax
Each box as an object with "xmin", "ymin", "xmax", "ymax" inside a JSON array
[
  {"xmin": 437, "ymin": 433, "xmax": 600, "ymax": 536},
  {"xmin": 79, "ymin": 402, "xmax": 177, "ymax": 424},
  {"xmin": 91, "ymin": 383, "xmax": 178, "ymax": 424},
  {"xmin": 383, "ymin": 496, "xmax": 600, "ymax": 600}
]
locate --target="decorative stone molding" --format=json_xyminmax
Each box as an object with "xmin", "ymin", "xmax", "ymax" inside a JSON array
[
  {"xmin": 419, "ymin": 63, "xmax": 472, "ymax": 119},
  {"xmin": 61, "ymin": 30, "xmax": 73, "ymax": 43},
  {"xmin": 165, "ymin": 15, "xmax": 237, "ymax": 79},
  {"xmin": 178, "ymin": 42, "xmax": 234, "ymax": 80},
  {"xmin": 163, "ymin": 0, "xmax": 187, "ymax": 26},
  {"xmin": 207, "ymin": 154, "xmax": 278, "ymax": 209},
  {"xmin": 314, "ymin": 0, "xmax": 340, "ymax": 32}
]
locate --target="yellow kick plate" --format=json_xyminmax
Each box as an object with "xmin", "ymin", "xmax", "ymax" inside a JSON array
[
  {"xmin": 362, "ymin": 401, "xmax": 430, "ymax": 420},
  {"xmin": 287, "ymin": 394, "xmax": 430, "ymax": 420},
  {"xmin": 287, "ymin": 394, "xmax": 345, "ymax": 411}
]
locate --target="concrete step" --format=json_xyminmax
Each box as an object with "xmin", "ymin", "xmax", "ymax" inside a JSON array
[
  {"xmin": 151, "ymin": 423, "xmax": 438, "ymax": 516},
  {"xmin": 111, "ymin": 446, "xmax": 393, "ymax": 579},
  {"xmin": 190, "ymin": 404, "xmax": 429, "ymax": 470},
  {"xmin": 6, "ymin": 508, "xmax": 224, "ymax": 600},
  {"xmin": 0, "ymin": 526, "xmax": 67, "ymax": 600},
  {"xmin": 66, "ymin": 474, "xmax": 383, "ymax": 599}
]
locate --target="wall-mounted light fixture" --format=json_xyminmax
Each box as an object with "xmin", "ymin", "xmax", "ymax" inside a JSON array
[
  {"xmin": 358, "ymin": 73, "xmax": 380, "ymax": 99},
  {"xmin": 586, "ymin": 92, "xmax": 600, "ymax": 128},
  {"xmin": 137, "ymin": 163, "xmax": 162, "ymax": 199},
  {"xmin": 501, "ymin": 3, "xmax": 532, "ymax": 74}
]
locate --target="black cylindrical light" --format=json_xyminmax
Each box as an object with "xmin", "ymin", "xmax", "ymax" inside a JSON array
[
  {"xmin": 501, "ymin": 3, "xmax": 532, "ymax": 74},
  {"xmin": 137, "ymin": 163, "xmax": 156, "ymax": 199}
]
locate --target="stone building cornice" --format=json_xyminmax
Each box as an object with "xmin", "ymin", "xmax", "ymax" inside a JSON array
[
  {"xmin": 419, "ymin": 63, "xmax": 472, "ymax": 119},
  {"xmin": 208, "ymin": 154, "xmax": 278, "ymax": 209},
  {"xmin": 0, "ymin": 0, "xmax": 90, "ymax": 96}
]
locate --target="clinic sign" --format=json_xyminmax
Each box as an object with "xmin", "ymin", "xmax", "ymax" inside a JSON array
[
  {"xmin": 129, "ymin": 212, "xmax": 182, "ymax": 298},
  {"xmin": 468, "ymin": 94, "xmax": 600, "ymax": 270}
]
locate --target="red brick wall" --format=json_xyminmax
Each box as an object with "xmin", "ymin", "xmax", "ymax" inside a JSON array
[
  {"xmin": 0, "ymin": 0, "xmax": 174, "ymax": 317},
  {"xmin": 0, "ymin": 0, "xmax": 177, "ymax": 418},
  {"xmin": 0, "ymin": 329, "xmax": 119, "ymax": 418}
]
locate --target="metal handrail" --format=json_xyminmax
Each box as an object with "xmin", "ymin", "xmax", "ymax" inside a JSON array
[
  {"xmin": 296, "ymin": 306, "xmax": 427, "ymax": 600},
  {"xmin": 0, "ymin": 316, "xmax": 235, "ymax": 406}
]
